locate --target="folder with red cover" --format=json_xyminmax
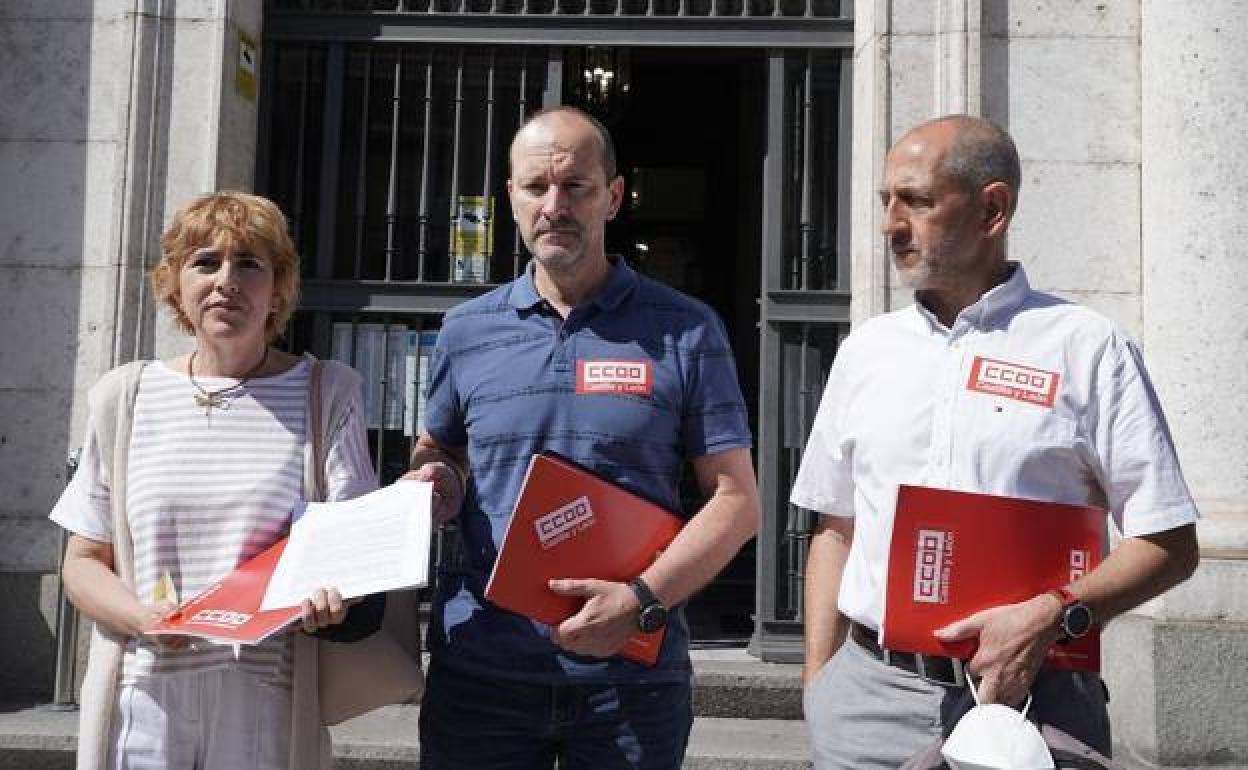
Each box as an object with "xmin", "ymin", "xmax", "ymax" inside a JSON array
[
  {"xmin": 882, "ymin": 485, "xmax": 1104, "ymax": 671},
  {"xmin": 484, "ymin": 452, "xmax": 684, "ymax": 666},
  {"xmin": 147, "ymin": 538, "xmax": 302, "ymax": 645}
]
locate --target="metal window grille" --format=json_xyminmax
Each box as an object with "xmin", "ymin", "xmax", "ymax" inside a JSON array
[
  {"xmin": 269, "ymin": 0, "xmax": 845, "ymax": 19},
  {"xmin": 753, "ymin": 48, "xmax": 851, "ymax": 661}
]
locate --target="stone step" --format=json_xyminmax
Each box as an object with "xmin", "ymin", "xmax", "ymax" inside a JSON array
[
  {"xmin": 0, "ymin": 703, "xmax": 809, "ymax": 770},
  {"xmin": 0, "ymin": 649, "xmax": 805, "ymax": 769},
  {"xmin": 690, "ymin": 648, "xmax": 802, "ymax": 720},
  {"xmin": 330, "ymin": 706, "xmax": 812, "ymax": 769}
]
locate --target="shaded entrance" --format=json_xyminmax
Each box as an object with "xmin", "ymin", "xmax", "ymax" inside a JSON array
[
  {"xmin": 259, "ymin": 0, "xmax": 853, "ymax": 658},
  {"xmin": 594, "ymin": 49, "xmax": 765, "ymax": 644}
]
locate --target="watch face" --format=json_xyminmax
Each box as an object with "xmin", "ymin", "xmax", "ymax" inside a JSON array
[
  {"xmin": 638, "ymin": 603, "xmax": 668, "ymax": 634},
  {"xmin": 1063, "ymin": 603, "xmax": 1092, "ymax": 638}
]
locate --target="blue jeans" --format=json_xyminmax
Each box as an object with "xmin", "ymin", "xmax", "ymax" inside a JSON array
[{"xmin": 418, "ymin": 661, "xmax": 694, "ymax": 770}]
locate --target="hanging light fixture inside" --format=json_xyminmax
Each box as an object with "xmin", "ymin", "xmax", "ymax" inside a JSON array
[{"xmin": 567, "ymin": 46, "xmax": 631, "ymax": 123}]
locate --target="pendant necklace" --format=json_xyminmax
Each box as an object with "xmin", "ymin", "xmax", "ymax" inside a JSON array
[{"xmin": 188, "ymin": 347, "xmax": 269, "ymax": 417}]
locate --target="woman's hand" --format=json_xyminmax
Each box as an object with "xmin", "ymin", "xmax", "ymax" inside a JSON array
[
  {"xmin": 140, "ymin": 599, "xmax": 190, "ymax": 650},
  {"xmin": 62, "ymin": 534, "xmax": 187, "ymax": 643},
  {"xmin": 301, "ymin": 586, "xmax": 349, "ymax": 633}
]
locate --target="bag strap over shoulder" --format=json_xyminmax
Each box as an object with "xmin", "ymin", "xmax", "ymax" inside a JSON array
[
  {"xmin": 87, "ymin": 361, "xmax": 147, "ymax": 483},
  {"xmin": 86, "ymin": 360, "xmax": 149, "ymax": 588},
  {"xmin": 301, "ymin": 352, "xmax": 363, "ymax": 503},
  {"xmin": 304, "ymin": 353, "xmax": 327, "ymax": 503}
]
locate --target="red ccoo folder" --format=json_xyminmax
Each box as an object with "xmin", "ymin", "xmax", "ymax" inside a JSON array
[
  {"xmin": 148, "ymin": 538, "xmax": 302, "ymax": 645},
  {"xmin": 484, "ymin": 452, "xmax": 684, "ymax": 666},
  {"xmin": 882, "ymin": 485, "xmax": 1104, "ymax": 671}
]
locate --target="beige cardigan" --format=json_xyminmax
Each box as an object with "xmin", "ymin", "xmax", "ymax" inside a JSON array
[{"xmin": 74, "ymin": 356, "xmax": 361, "ymax": 770}]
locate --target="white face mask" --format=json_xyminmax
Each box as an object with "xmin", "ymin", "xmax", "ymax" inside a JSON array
[{"xmin": 941, "ymin": 683, "xmax": 1055, "ymax": 770}]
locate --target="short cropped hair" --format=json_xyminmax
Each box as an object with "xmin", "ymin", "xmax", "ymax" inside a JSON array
[
  {"xmin": 150, "ymin": 191, "xmax": 299, "ymax": 342},
  {"xmin": 927, "ymin": 115, "xmax": 1022, "ymax": 215},
  {"xmin": 511, "ymin": 105, "xmax": 618, "ymax": 181}
]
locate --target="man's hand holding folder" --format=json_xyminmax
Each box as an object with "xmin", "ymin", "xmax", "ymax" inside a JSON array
[
  {"xmin": 547, "ymin": 577, "xmax": 646, "ymax": 659},
  {"xmin": 934, "ymin": 594, "xmax": 1068, "ymax": 706}
]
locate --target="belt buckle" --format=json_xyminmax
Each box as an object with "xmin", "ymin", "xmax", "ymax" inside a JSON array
[{"xmin": 914, "ymin": 654, "xmax": 966, "ymax": 688}]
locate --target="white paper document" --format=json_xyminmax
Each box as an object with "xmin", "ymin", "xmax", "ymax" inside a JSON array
[{"xmin": 260, "ymin": 480, "xmax": 433, "ymax": 611}]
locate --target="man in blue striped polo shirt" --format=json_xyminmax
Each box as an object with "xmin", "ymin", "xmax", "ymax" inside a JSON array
[{"xmin": 406, "ymin": 105, "xmax": 762, "ymax": 769}]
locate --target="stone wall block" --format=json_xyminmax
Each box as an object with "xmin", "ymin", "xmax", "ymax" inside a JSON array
[
  {"xmin": 888, "ymin": 0, "xmax": 940, "ymax": 35},
  {"xmin": 228, "ymin": 0, "xmax": 264, "ymax": 33},
  {"xmin": 1102, "ymin": 616, "xmax": 1158, "ymax": 766},
  {"xmin": 0, "ymin": 18, "xmax": 133, "ymax": 143},
  {"xmin": 169, "ymin": 16, "xmax": 226, "ymax": 162},
  {"xmin": 167, "ymin": 0, "xmax": 227, "ymax": 20},
  {"xmin": 1133, "ymin": 558, "xmax": 1248, "ymax": 623},
  {"xmin": 0, "ymin": 266, "xmax": 119, "ymax": 391},
  {"xmin": 163, "ymin": 15, "xmax": 228, "ymax": 205},
  {"xmin": 0, "ymin": 517, "xmax": 64, "ymax": 575},
  {"xmin": 0, "ymin": 1, "xmax": 133, "ymax": 18},
  {"xmin": 850, "ymin": 0, "xmax": 892, "ymax": 321},
  {"xmin": 1142, "ymin": 3, "xmax": 1248, "ymax": 518},
  {"xmin": 985, "ymin": 0, "xmax": 1139, "ymax": 39},
  {"xmin": 216, "ymin": 16, "xmax": 260, "ymax": 191},
  {"xmin": 0, "ymin": 386, "xmax": 76, "ymax": 522},
  {"xmin": 0, "ymin": 20, "xmax": 91, "ymax": 141},
  {"xmin": 1106, "ymin": 614, "xmax": 1248, "ymax": 768},
  {"xmin": 72, "ymin": 263, "xmax": 127, "ymax": 392},
  {"xmin": 1051, "ymin": 290, "xmax": 1141, "ymax": 340},
  {"xmin": 1009, "ymin": 160, "xmax": 1140, "ymax": 295},
  {"xmin": 886, "ymin": 35, "xmax": 940, "ymax": 142},
  {"xmin": 0, "ymin": 141, "xmax": 125, "ymax": 269},
  {"xmin": 0, "ymin": 267, "xmax": 82, "ymax": 390},
  {"xmin": 1007, "ymin": 37, "xmax": 1139, "ymax": 164}
]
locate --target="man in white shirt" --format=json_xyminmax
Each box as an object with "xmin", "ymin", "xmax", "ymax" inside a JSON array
[{"xmin": 791, "ymin": 115, "xmax": 1200, "ymax": 769}]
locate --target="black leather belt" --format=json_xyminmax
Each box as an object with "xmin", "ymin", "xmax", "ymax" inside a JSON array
[{"xmin": 850, "ymin": 621, "xmax": 966, "ymax": 687}]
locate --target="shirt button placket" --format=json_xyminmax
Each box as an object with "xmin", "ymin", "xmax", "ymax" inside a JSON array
[
  {"xmin": 944, "ymin": 335, "xmax": 972, "ymax": 487},
  {"xmin": 930, "ymin": 336, "xmax": 964, "ymax": 486},
  {"xmin": 552, "ymin": 316, "xmax": 571, "ymax": 374}
]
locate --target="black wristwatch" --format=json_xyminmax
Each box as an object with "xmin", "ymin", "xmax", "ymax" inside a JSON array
[
  {"xmin": 1049, "ymin": 587, "xmax": 1092, "ymax": 643},
  {"xmin": 628, "ymin": 577, "xmax": 668, "ymax": 634}
]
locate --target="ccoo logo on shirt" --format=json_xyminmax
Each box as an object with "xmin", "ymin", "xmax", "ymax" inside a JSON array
[
  {"xmin": 967, "ymin": 356, "xmax": 1060, "ymax": 407},
  {"xmin": 576, "ymin": 360, "xmax": 653, "ymax": 396}
]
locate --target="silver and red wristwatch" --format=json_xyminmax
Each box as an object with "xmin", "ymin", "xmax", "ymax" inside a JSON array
[{"xmin": 1048, "ymin": 586, "xmax": 1092, "ymax": 643}]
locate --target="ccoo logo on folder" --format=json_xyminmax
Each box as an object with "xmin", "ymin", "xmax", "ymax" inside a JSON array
[{"xmin": 485, "ymin": 452, "xmax": 683, "ymax": 666}]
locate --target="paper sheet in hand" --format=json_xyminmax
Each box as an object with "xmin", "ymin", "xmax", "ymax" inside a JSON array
[
  {"xmin": 147, "ymin": 481, "xmax": 433, "ymax": 644},
  {"xmin": 260, "ymin": 480, "xmax": 432, "ymax": 610}
]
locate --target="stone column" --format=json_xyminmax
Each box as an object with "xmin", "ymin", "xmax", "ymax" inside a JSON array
[
  {"xmin": 0, "ymin": 0, "xmax": 263, "ymax": 699},
  {"xmin": 150, "ymin": 0, "xmax": 264, "ymax": 360},
  {"xmin": 850, "ymin": 0, "xmax": 985, "ymax": 321},
  {"xmin": 1107, "ymin": 3, "xmax": 1248, "ymax": 767}
]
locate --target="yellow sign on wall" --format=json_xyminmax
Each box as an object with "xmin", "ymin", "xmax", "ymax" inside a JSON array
[
  {"xmin": 236, "ymin": 31, "xmax": 258, "ymax": 102},
  {"xmin": 452, "ymin": 195, "xmax": 494, "ymax": 283}
]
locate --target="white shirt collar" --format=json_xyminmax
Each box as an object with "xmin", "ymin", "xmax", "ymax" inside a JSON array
[{"xmin": 912, "ymin": 262, "xmax": 1030, "ymax": 336}]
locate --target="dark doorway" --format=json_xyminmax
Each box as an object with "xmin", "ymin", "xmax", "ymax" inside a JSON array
[{"xmin": 591, "ymin": 49, "xmax": 765, "ymax": 646}]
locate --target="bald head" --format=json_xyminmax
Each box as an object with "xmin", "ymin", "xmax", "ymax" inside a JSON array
[
  {"xmin": 509, "ymin": 105, "xmax": 617, "ymax": 182},
  {"xmin": 895, "ymin": 115, "xmax": 1021, "ymax": 215}
]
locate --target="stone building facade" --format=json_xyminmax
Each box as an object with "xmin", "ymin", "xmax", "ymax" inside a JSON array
[{"xmin": 1, "ymin": 2, "xmax": 1243, "ymax": 765}]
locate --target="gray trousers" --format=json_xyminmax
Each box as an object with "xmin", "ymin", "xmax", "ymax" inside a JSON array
[{"xmin": 803, "ymin": 632, "xmax": 1111, "ymax": 770}]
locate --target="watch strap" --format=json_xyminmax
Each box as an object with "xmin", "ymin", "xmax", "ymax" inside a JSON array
[
  {"xmin": 1048, "ymin": 586, "xmax": 1090, "ymax": 642},
  {"xmin": 1048, "ymin": 586, "xmax": 1077, "ymax": 607},
  {"xmin": 629, "ymin": 576, "xmax": 660, "ymax": 610}
]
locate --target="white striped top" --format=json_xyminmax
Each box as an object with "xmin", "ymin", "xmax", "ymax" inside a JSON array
[{"xmin": 50, "ymin": 360, "xmax": 377, "ymax": 686}]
